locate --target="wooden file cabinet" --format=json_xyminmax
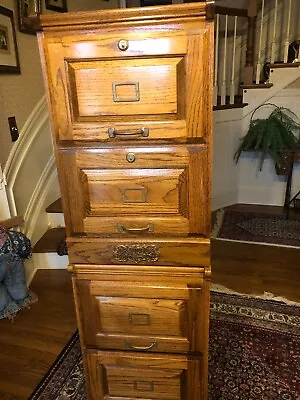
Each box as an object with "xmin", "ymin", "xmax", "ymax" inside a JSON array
[{"xmin": 38, "ymin": 2, "xmax": 213, "ymax": 398}]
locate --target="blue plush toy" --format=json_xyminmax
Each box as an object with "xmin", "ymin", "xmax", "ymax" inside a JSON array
[{"xmin": 0, "ymin": 228, "xmax": 36, "ymax": 319}]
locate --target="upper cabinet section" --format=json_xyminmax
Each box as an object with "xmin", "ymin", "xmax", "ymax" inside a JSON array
[{"xmin": 38, "ymin": 3, "xmax": 213, "ymax": 143}]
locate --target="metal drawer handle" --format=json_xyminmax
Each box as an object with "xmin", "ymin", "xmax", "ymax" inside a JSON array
[
  {"xmin": 125, "ymin": 340, "xmax": 157, "ymax": 351},
  {"xmin": 117, "ymin": 223, "xmax": 153, "ymax": 233},
  {"xmin": 108, "ymin": 127, "xmax": 149, "ymax": 138}
]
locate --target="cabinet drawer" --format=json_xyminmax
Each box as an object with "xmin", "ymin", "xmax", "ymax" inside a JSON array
[
  {"xmin": 58, "ymin": 144, "xmax": 210, "ymax": 237},
  {"xmin": 87, "ymin": 350, "xmax": 202, "ymax": 400},
  {"xmin": 68, "ymin": 58, "xmax": 179, "ymax": 117},
  {"xmin": 67, "ymin": 236, "xmax": 210, "ymax": 267},
  {"xmin": 73, "ymin": 264, "xmax": 210, "ymax": 354},
  {"xmin": 44, "ymin": 30, "xmax": 212, "ymax": 142},
  {"xmin": 97, "ymin": 297, "xmax": 186, "ymax": 336}
]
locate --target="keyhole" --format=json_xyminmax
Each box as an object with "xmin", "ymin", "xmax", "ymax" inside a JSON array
[
  {"xmin": 126, "ymin": 153, "xmax": 135, "ymax": 163},
  {"xmin": 118, "ymin": 39, "xmax": 129, "ymax": 51}
]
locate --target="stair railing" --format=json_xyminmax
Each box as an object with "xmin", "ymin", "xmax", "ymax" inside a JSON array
[
  {"xmin": 214, "ymin": 5, "xmax": 248, "ymax": 106},
  {"xmin": 214, "ymin": 0, "xmax": 300, "ymax": 108}
]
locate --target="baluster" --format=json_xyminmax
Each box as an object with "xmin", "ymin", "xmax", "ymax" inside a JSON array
[
  {"xmin": 255, "ymin": 0, "xmax": 265, "ymax": 84},
  {"xmin": 244, "ymin": 0, "xmax": 258, "ymax": 85},
  {"xmin": 270, "ymin": 0, "xmax": 278, "ymax": 64},
  {"xmin": 221, "ymin": 14, "xmax": 228, "ymax": 106},
  {"xmin": 214, "ymin": 13, "xmax": 220, "ymax": 106},
  {"xmin": 284, "ymin": 0, "xmax": 292, "ymax": 63},
  {"xmin": 230, "ymin": 16, "xmax": 238, "ymax": 104}
]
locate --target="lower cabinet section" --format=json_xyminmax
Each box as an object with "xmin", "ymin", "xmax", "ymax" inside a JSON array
[
  {"xmin": 72, "ymin": 264, "xmax": 210, "ymax": 354},
  {"xmin": 87, "ymin": 350, "xmax": 202, "ymax": 400},
  {"xmin": 72, "ymin": 264, "xmax": 210, "ymax": 399}
]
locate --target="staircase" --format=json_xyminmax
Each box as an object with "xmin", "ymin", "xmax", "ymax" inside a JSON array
[
  {"xmin": 32, "ymin": 199, "xmax": 68, "ymax": 271},
  {"xmin": 214, "ymin": 0, "xmax": 300, "ymax": 110},
  {"xmin": 24, "ymin": 0, "xmax": 300, "ymax": 277}
]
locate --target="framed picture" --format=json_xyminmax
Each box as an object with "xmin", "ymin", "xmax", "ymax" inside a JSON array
[
  {"xmin": 17, "ymin": 0, "xmax": 41, "ymax": 35},
  {"xmin": 0, "ymin": 6, "xmax": 20, "ymax": 74},
  {"xmin": 45, "ymin": 0, "xmax": 68, "ymax": 13}
]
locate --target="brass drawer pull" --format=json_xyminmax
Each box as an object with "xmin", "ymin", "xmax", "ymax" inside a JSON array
[
  {"xmin": 125, "ymin": 340, "xmax": 157, "ymax": 351},
  {"xmin": 108, "ymin": 127, "xmax": 149, "ymax": 138},
  {"xmin": 117, "ymin": 223, "xmax": 153, "ymax": 233}
]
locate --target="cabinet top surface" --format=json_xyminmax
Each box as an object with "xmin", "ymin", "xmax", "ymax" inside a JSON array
[{"xmin": 38, "ymin": 1, "xmax": 214, "ymax": 30}]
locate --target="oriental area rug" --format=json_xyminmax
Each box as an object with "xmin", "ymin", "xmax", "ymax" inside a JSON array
[
  {"xmin": 29, "ymin": 292, "xmax": 300, "ymax": 400},
  {"xmin": 212, "ymin": 209, "xmax": 300, "ymax": 248}
]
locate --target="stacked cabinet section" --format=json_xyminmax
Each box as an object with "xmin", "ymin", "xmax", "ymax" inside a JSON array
[{"xmin": 38, "ymin": 2, "xmax": 213, "ymax": 399}]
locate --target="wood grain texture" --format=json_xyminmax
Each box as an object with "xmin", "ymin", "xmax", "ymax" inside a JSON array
[
  {"xmin": 0, "ymin": 270, "xmax": 77, "ymax": 400},
  {"xmin": 87, "ymin": 350, "xmax": 201, "ymax": 400},
  {"xmin": 58, "ymin": 144, "xmax": 210, "ymax": 236},
  {"xmin": 69, "ymin": 58, "xmax": 180, "ymax": 117},
  {"xmin": 212, "ymin": 238, "xmax": 300, "ymax": 302},
  {"xmin": 37, "ymin": 4, "xmax": 213, "ymax": 399},
  {"xmin": 38, "ymin": 2, "xmax": 208, "ymax": 29},
  {"xmin": 41, "ymin": 23, "xmax": 212, "ymax": 142},
  {"xmin": 71, "ymin": 264, "xmax": 205, "ymax": 280},
  {"xmin": 67, "ymin": 236, "xmax": 210, "ymax": 266},
  {"xmin": 73, "ymin": 265, "xmax": 206, "ymax": 354}
]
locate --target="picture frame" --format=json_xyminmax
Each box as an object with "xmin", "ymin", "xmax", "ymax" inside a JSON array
[
  {"xmin": 45, "ymin": 0, "xmax": 68, "ymax": 13},
  {"xmin": 0, "ymin": 6, "xmax": 20, "ymax": 74},
  {"xmin": 17, "ymin": 0, "xmax": 41, "ymax": 35}
]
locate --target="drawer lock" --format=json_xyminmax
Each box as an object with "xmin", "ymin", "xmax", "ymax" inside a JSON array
[
  {"xmin": 126, "ymin": 152, "xmax": 136, "ymax": 163},
  {"xmin": 118, "ymin": 39, "xmax": 129, "ymax": 51}
]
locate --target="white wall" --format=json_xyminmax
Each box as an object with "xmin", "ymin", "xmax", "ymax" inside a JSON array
[
  {"xmin": 238, "ymin": 80, "xmax": 300, "ymax": 206},
  {"xmin": 0, "ymin": 0, "xmax": 45, "ymax": 168},
  {"xmin": 212, "ymin": 109, "xmax": 242, "ymax": 210}
]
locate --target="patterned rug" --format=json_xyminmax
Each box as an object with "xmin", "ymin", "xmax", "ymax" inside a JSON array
[
  {"xmin": 212, "ymin": 209, "xmax": 300, "ymax": 248},
  {"xmin": 29, "ymin": 292, "xmax": 300, "ymax": 400}
]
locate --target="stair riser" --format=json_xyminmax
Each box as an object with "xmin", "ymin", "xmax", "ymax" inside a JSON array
[
  {"xmin": 47, "ymin": 213, "xmax": 65, "ymax": 227},
  {"xmin": 32, "ymin": 253, "xmax": 69, "ymax": 270}
]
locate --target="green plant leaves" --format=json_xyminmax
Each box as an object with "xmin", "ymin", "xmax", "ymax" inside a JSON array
[{"xmin": 234, "ymin": 105, "xmax": 300, "ymax": 171}]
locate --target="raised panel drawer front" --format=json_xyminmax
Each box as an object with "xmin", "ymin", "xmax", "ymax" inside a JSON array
[
  {"xmin": 44, "ymin": 28, "xmax": 212, "ymax": 142},
  {"xmin": 87, "ymin": 350, "xmax": 202, "ymax": 400},
  {"xmin": 58, "ymin": 143, "xmax": 210, "ymax": 237},
  {"xmin": 68, "ymin": 236, "xmax": 210, "ymax": 267},
  {"xmin": 73, "ymin": 265, "xmax": 210, "ymax": 354}
]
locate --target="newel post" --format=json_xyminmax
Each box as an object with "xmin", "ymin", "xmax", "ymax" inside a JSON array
[{"xmin": 243, "ymin": 0, "xmax": 258, "ymax": 85}]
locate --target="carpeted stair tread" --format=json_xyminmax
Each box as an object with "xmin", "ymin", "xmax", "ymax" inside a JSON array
[
  {"xmin": 46, "ymin": 198, "xmax": 63, "ymax": 214},
  {"xmin": 33, "ymin": 227, "xmax": 66, "ymax": 253}
]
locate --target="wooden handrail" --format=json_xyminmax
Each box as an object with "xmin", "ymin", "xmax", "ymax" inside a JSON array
[{"xmin": 214, "ymin": 6, "xmax": 248, "ymax": 18}]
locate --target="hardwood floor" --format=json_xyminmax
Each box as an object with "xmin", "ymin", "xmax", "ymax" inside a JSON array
[
  {"xmin": 211, "ymin": 203, "xmax": 300, "ymax": 303},
  {"xmin": 0, "ymin": 269, "xmax": 77, "ymax": 400},
  {"xmin": 0, "ymin": 217, "xmax": 299, "ymax": 399},
  {"xmin": 212, "ymin": 239, "xmax": 300, "ymax": 302}
]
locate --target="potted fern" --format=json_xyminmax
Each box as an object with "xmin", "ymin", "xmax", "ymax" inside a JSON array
[{"xmin": 234, "ymin": 103, "xmax": 300, "ymax": 172}]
